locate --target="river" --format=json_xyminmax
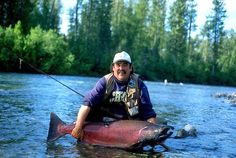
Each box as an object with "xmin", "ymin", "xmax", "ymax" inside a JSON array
[{"xmin": 0, "ymin": 72, "xmax": 235, "ymax": 158}]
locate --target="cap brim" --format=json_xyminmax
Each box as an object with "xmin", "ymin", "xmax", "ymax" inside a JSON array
[{"xmin": 113, "ymin": 59, "xmax": 131, "ymax": 64}]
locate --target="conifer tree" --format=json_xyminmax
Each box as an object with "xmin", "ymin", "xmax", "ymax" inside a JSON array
[{"xmin": 203, "ymin": 0, "xmax": 226, "ymax": 78}]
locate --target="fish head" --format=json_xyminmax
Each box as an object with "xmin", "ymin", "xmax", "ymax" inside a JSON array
[
  {"xmin": 140, "ymin": 124, "xmax": 173, "ymax": 144},
  {"xmin": 130, "ymin": 124, "xmax": 174, "ymax": 150}
]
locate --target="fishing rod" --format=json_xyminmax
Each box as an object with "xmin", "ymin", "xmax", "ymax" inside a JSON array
[
  {"xmin": 19, "ymin": 58, "xmax": 124, "ymax": 119},
  {"xmin": 19, "ymin": 58, "xmax": 85, "ymax": 98}
]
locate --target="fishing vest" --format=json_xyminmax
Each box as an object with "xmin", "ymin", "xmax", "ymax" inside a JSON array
[{"xmin": 103, "ymin": 73, "xmax": 140, "ymax": 117}]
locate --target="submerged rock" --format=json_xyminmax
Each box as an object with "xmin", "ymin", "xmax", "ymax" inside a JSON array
[
  {"xmin": 175, "ymin": 124, "xmax": 197, "ymax": 139},
  {"xmin": 213, "ymin": 92, "xmax": 236, "ymax": 106}
]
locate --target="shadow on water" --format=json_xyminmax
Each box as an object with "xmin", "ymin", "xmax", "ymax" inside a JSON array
[{"xmin": 46, "ymin": 141, "xmax": 164, "ymax": 158}]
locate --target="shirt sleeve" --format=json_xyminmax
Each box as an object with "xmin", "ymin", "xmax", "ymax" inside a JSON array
[
  {"xmin": 83, "ymin": 77, "xmax": 106, "ymax": 107},
  {"xmin": 138, "ymin": 79, "xmax": 157, "ymax": 120}
]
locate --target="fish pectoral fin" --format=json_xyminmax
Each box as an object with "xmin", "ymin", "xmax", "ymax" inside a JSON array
[
  {"xmin": 157, "ymin": 127, "xmax": 173, "ymax": 142},
  {"xmin": 159, "ymin": 143, "xmax": 171, "ymax": 151}
]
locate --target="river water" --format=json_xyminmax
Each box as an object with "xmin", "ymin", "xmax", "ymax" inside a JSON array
[{"xmin": 0, "ymin": 72, "xmax": 235, "ymax": 158}]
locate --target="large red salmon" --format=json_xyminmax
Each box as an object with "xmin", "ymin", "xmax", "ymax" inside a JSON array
[{"xmin": 47, "ymin": 112, "xmax": 173, "ymax": 151}]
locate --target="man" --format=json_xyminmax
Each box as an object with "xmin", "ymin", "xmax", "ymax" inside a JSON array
[{"xmin": 71, "ymin": 51, "xmax": 156, "ymax": 139}]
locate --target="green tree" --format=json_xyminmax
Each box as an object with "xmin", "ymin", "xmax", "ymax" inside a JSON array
[
  {"xmin": 186, "ymin": 0, "xmax": 197, "ymax": 58},
  {"xmin": 111, "ymin": 0, "xmax": 126, "ymax": 50},
  {"xmin": 68, "ymin": 0, "xmax": 112, "ymax": 75},
  {"xmin": 36, "ymin": 0, "xmax": 62, "ymax": 31},
  {"xmin": 68, "ymin": 0, "xmax": 83, "ymax": 38},
  {"xmin": 166, "ymin": 0, "xmax": 188, "ymax": 81},
  {"xmin": 0, "ymin": 22, "xmax": 24, "ymax": 71},
  {"xmin": 97, "ymin": 0, "xmax": 112, "ymax": 72},
  {"xmin": 203, "ymin": 0, "xmax": 226, "ymax": 80},
  {"xmin": 111, "ymin": 0, "xmax": 140, "ymax": 57},
  {"xmin": 131, "ymin": 0, "xmax": 151, "ymax": 77},
  {"xmin": 24, "ymin": 26, "xmax": 74, "ymax": 74},
  {"xmin": 218, "ymin": 30, "xmax": 236, "ymax": 85},
  {"xmin": 146, "ymin": 0, "xmax": 167, "ymax": 79},
  {"xmin": 0, "ymin": 0, "xmax": 35, "ymax": 33},
  {"xmin": 187, "ymin": 35, "xmax": 211, "ymax": 83},
  {"xmin": 67, "ymin": 0, "xmax": 84, "ymax": 58}
]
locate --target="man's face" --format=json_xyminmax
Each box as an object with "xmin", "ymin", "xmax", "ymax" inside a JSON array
[{"xmin": 112, "ymin": 61, "xmax": 132, "ymax": 82}]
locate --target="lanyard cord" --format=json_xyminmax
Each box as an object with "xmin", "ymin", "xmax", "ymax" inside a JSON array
[{"xmin": 19, "ymin": 58, "xmax": 84, "ymax": 98}]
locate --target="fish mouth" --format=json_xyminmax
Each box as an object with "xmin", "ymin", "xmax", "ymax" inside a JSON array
[{"xmin": 155, "ymin": 125, "xmax": 174, "ymax": 142}]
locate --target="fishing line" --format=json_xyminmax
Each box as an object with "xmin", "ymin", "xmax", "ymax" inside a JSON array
[{"xmin": 19, "ymin": 58, "xmax": 84, "ymax": 98}]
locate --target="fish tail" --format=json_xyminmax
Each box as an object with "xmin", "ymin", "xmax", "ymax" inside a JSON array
[{"xmin": 47, "ymin": 112, "xmax": 66, "ymax": 142}]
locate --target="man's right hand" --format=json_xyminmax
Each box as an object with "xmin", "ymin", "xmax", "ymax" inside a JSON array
[
  {"xmin": 71, "ymin": 125, "xmax": 84, "ymax": 140},
  {"xmin": 71, "ymin": 105, "xmax": 91, "ymax": 140}
]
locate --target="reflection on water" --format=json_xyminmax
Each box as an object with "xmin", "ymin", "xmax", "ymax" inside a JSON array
[
  {"xmin": 76, "ymin": 143, "xmax": 164, "ymax": 158},
  {"xmin": 46, "ymin": 141, "xmax": 164, "ymax": 158},
  {"xmin": 0, "ymin": 72, "xmax": 236, "ymax": 157}
]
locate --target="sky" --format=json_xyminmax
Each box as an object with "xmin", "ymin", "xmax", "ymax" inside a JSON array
[{"xmin": 60, "ymin": 0, "xmax": 236, "ymax": 35}]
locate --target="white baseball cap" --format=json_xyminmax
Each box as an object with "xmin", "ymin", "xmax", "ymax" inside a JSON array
[{"xmin": 113, "ymin": 51, "xmax": 131, "ymax": 64}]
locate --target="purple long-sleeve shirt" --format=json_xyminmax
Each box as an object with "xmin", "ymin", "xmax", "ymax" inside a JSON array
[{"xmin": 83, "ymin": 75, "xmax": 156, "ymax": 120}]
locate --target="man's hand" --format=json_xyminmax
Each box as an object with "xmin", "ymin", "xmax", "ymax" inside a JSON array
[
  {"xmin": 71, "ymin": 105, "xmax": 91, "ymax": 140},
  {"xmin": 71, "ymin": 125, "xmax": 84, "ymax": 140},
  {"xmin": 147, "ymin": 117, "xmax": 156, "ymax": 124}
]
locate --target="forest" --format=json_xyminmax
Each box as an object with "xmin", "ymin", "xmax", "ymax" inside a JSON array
[{"xmin": 0, "ymin": 0, "xmax": 236, "ymax": 86}]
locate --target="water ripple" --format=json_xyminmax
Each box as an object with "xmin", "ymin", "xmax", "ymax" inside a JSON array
[{"xmin": 0, "ymin": 72, "xmax": 236, "ymax": 158}]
